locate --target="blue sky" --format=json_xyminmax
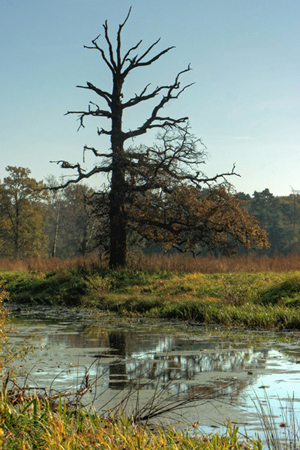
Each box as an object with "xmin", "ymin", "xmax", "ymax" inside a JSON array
[{"xmin": 1, "ymin": 0, "xmax": 299, "ymax": 196}]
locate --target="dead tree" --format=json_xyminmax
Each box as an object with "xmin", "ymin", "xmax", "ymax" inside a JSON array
[
  {"xmin": 51, "ymin": 9, "xmax": 197, "ymax": 268},
  {"xmin": 51, "ymin": 9, "xmax": 259, "ymax": 267}
]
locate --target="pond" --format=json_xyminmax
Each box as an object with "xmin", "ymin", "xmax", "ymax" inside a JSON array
[{"xmin": 7, "ymin": 306, "xmax": 300, "ymax": 436}]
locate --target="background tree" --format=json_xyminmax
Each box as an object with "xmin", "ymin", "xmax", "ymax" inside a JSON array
[
  {"xmin": 247, "ymin": 189, "xmax": 286, "ymax": 254},
  {"xmin": 52, "ymin": 10, "xmax": 268, "ymax": 267},
  {"xmin": 0, "ymin": 166, "xmax": 48, "ymax": 258},
  {"xmin": 62, "ymin": 184, "xmax": 95, "ymax": 257},
  {"xmin": 284, "ymin": 188, "xmax": 300, "ymax": 251},
  {"xmin": 44, "ymin": 175, "xmax": 65, "ymax": 258},
  {"xmin": 44, "ymin": 179, "xmax": 95, "ymax": 258}
]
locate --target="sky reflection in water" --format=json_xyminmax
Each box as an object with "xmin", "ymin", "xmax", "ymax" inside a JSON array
[{"xmin": 9, "ymin": 312, "xmax": 300, "ymax": 433}]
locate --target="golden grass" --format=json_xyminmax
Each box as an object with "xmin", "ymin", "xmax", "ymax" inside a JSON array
[
  {"xmin": 0, "ymin": 398, "xmax": 259, "ymax": 450},
  {"xmin": 127, "ymin": 252, "xmax": 300, "ymax": 273},
  {"xmin": 1, "ymin": 252, "xmax": 300, "ymax": 273}
]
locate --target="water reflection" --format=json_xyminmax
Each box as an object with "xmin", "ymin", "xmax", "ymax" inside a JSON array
[
  {"xmin": 9, "ymin": 314, "xmax": 300, "ymax": 431},
  {"xmin": 11, "ymin": 320, "xmax": 272, "ymax": 393}
]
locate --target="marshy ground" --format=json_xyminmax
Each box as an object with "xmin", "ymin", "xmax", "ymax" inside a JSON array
[{"xmin": 2, "ymin": 254, "xmax": 300, "ymax": 448}]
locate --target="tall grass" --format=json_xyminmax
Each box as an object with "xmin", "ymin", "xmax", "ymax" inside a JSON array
[
  {"xmin": 253, "ymin": 393, "xmax": 300, "ymax": 450},
  {"xmin": 1, "ymin": 252, "xmax": 300, "ymax": 273},
  {"xmin": 0, "ymin": 397, "xmax": 263, "ymax": 450}
]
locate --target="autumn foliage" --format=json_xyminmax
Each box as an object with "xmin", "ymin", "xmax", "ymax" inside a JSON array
[
  {"xmin": 130, "ymin": 185, "xmax": 269, "ymax": 255},
  {"xmin": 0, "ymin": 167, "xmax": 48, "ymax": 259}
]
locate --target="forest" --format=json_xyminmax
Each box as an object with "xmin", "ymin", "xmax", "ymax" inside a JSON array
[{"xmin": 0, "ymin": 165, "xmax": 299, "ymax": 261}]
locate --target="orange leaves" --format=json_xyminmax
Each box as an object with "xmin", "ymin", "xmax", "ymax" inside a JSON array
[{"xmin": 128, "ymin": 184, "xmax": 269, "ymax": 255}]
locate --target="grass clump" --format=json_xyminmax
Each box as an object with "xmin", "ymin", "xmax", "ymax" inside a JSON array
[
  {"xmin": 1, "ymin": 270, "xmax": 88, "ymax": 306},
  {"xmin": 257, "ymin": 273, "xmax": 300, "ymax": 306},
  {"xmin": 0, "ymin": 395, "xmax": 265, "ymax": 450}
]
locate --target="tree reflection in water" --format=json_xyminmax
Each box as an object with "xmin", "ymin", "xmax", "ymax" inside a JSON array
[
  {"xmin": 72, "ymin": 325, "xmax": 270, "ymax": 400},
  {"xmin": 108, "ymin": 332, "xmax": 128, "ymax": 389},
  {"xmin": 10, "ymin": 316, "xmax": 300, "ymax": 427}
]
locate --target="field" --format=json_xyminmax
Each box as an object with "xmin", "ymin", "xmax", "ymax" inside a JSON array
[{"xmin": 1, "ymin": 253, "xmax": 300, "ymax": 329}]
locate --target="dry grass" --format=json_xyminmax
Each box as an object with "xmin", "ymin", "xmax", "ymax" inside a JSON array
[
  {"xmin": 1, "ymin": 252, "xmax": 300, "ymax": 273},
  {"xmin": 127, "ymin": 252, "xmax": 300, "ymax": 273},
  {"xmin": 0, "ymin": 255, "xmax": 105, "ymax": 273}
]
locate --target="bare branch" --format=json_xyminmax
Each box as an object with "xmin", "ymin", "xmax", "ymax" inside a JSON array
[
  {"xmin": 65, "ymin": 104, "xmax": 112, "ymax": 131},
  {"xmin": 97, "ymin": 127, "xmax": 112, "ymax": 136},
  {"xmin": 83, "ymin": 145, "xmax": 113, "ymax": 162},
  {"xmin": 123, "ymin": 84, "xmax": 167, "ymax": 109},
  {"xmin": 123, "ymin": 66, "xmax": 193, "ymax": 139},
  {"xmin": 103, "ymin": 20, "xmax": 117, "ymax": 71},
  {"xmin": 117, "ymin": 7, "xmax": 132, "ymax": 67},
  {"xmin": 194, "ymin": 164, "xmax": 240, "ymax": 186},
  {"xmin": 123, "ymin": 41, "xmax": 175, "ymax": 76},
  {"xmin": 77, "ymin": 82, "xmax": 112, "ymax": 106},
  {"xmin": 125, "ymin": 116, "xmax": 188, "ymax": 140},
  {"xmin": 84, "ymin": 35, "xmax": 114, "ymax": 73},
  {"xmin": 49, "ymin": 160, "xmax": 112, "ymax": 190},
  {"xmin": 121, "ymin": 40, "xmax": 142, "ymax": 69},
  {"xmin": 49, "ymin": 160, "xmax": 84, "ymax": 171},
  {"xmin": 135, "ymin": 38, "xmax": 162, "ymax": 64}
]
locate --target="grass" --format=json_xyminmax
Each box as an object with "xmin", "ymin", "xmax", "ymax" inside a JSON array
[
  {"xmin": 1, "ymin": 270, "xmax": 87, "ymax": 306},
  {"xmin": 3, "ymin": 266, "xmax": 300, "ymax": 328},
  {"xmin": 1, "ymin": 383, "xmax": 299, "ymax": 450},
  {"xmin": 0, "ymin": 396, "xmax": 263, "ymax": 449},
  {"xmin": 2, "ymin": 252, "xmax": 300, "ymax": 273}
]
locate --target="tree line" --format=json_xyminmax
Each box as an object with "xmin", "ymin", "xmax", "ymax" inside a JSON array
[{"xmin": 0, "ymin": 165, "xmax": 298, "ymax": 261}]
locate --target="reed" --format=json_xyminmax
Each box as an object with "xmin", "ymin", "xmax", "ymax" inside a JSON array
[
  {"xmin": 0, "ymin": 397, "xmax": 260, "ymax": 450},
  {"xmin": 1, "ymin": 252, "xmax": 300, "ymax": 274}
]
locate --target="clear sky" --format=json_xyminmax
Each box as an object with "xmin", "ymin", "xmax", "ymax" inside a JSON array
[{"xmin": 1, "ymin": 0, "xmax": 299, "ymax": 196}]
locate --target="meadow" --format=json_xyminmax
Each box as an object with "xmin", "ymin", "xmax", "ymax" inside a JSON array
[{"xmin": 2, "ymin": 253, "xmax": 300, "ymax": 329}]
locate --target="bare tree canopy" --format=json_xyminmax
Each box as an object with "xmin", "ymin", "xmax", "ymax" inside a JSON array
[{"xmin": 52, "ymin": 9, "xmax": 269, "ymax": 267}]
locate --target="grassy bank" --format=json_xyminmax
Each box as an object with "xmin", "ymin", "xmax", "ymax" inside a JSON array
[
  {"xmin": 0, "ymin": 396, "xmax": 262, "ymax": 450},
  {"xmin": 3, "ymin": 268, "xmax": 300, "ymax": 329}
]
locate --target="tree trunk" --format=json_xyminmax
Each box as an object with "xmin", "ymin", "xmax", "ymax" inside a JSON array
[
  {"xmin": 109, "ymin": 74, "xmax": 127, "ymax": 268},
  {"xmin": 52, "ymin": 209, "xmax": 60, "ymax": 257},
  {"xmin": 109, "ymin": 184, "xmax": 127, "ymax": 268}
]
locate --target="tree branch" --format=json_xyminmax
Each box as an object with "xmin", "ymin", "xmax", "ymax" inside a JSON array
[
  {"xmin": 65, "ymin": 103, "xmax": 112, "ymax": 131},
  {"xmin": 121, "ymin": 40, "xmax": 142, "ymax": 69},
  {"xmin": 123, "ymin": 40, "xmax": 175, "ymax": 76},
  {"xmin": 123, "ymin": 66, "xmax": 193, "ymax": 139},
  {"xmin": 103, "ymin": 20, "xmax": 117, "ymax": 71},
  {"xmin": 117, "ymin": 7, "xmax": 132, "ymax": 67},
  {"xmin": 49, "ymin": 160, "xmax": 112, "ymax": 189},
  {"xmin": 84, "ymin": 35, "xmax": 114, "ymax": 73},
  {"xmin": 123, "ymin": 84, "xmax": 168, "ymax": 109},
  {"xmin": 77, "ymin": 82, "xmax": 112, "ymax": 106},
  {"xmin": 83, "ymin": 145, "xmax": 113, "ymax": 162}
]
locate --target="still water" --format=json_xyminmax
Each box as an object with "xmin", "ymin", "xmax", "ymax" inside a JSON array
[{"xmin": 8, "ymin": 307, "xmax": 300, "ymax": 434}]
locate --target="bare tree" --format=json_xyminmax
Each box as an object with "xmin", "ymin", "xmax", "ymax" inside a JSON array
[{"xmin": 51, "ymin": 9, "xmax": 262, "ymax": 267}]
